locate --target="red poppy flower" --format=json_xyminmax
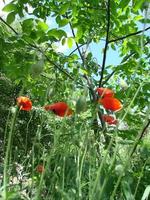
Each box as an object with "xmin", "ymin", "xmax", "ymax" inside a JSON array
[
  {"xmin": 44, "ymin": 102, "xmax": 73, "ymax": 117},
  {"xmin": 36, "ymin": 164, "xmax": 45, "ymax": 173},
  {"xmin": 99, "ymin": 97, "xmax": 123, "ymax": 112},
  {"xmin": 102, "ymin": 115, "xmax": 118, "ymax": 125},
  {"xmin": 96, "ymin": 87, "xmax": 114, "ymax": 98},
  {"xmin": 17, "ymin": 96, "xmax": 32, "ymax": 111}
]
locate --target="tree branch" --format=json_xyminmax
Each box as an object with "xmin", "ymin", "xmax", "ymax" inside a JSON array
[
  {"xmin": 99, "ymin": 0, "xmax": 111, "ymax": 87},
  {"xmin": 69, "ymin": 21, "xmax": 98, "ymax": 102},
  {"xmin": 0, "ymin": 16, "xmax": 18, "ymax": 35},
  {"xmin": 102, "ymin": 70, "xmax": 115, "ymax": 86},
  {"xmin": 69, "ymin": 18, "xmax": 106, "ymax": 133},
  {"xmin": 108, "ymin": 26, "xmax": 150, "ymax": 43},
  {"xmin": 102, "ymin": 40, "xmax": 150, "ymax": 85}
]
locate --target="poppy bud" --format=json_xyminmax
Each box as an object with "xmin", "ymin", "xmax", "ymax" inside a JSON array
[
  {"xmin": 30, "ymin": 59, "xmax": 44, "ymax": 77},
  {"xmin": 76, "ymin": 96, "xmax": 87, "ymax": 114},
  {"xmin": 115, "ymin": 164, "xmax": 124, "ymax": 175},
  {"xmin": 36, "ymin": 164, "xmax": 45, "ymax": 173}
]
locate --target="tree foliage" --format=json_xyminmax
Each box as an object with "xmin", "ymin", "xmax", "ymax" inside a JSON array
[{"xmin": 0, "ymin": 0, "xmax": 150, "ymax": 199}]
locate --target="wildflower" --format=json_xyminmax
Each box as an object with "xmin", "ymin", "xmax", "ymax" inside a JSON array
[
  {"xmin": 102, "ymin": 114, "xmax": 118, "ymax": 125},
  {"xmin": 99, "ymin": 97, "xmax": 123, "ymax": 112},
  {"xmin": 36, "ymin": 164, "xmax": 45, "ymax": 173},
  {"xmin": 17, "ymin": 96, "xmax": 32, "ymax": 111},
  {"xmin": 44, "ymin": 102, "xmax": 73, "ymax": 117},
  {"xmin": 96, "ymin": 87, "xmax": 114, "ymax": 98}
]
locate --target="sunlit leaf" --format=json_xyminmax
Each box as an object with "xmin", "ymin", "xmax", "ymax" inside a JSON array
[
  {"xmin": 67, "ymin": 37, "xmax": 74, "ymax": 48},
  {"xmin": 119, "ymin": 0, "xmax": 130, "ymax": 9},
  {"xmin": 133, "ymin": 0, "xmax": 146, "ymax": 11},
  {"xmin": 48, "ymin": 29, "xmax": 67, "ymax": 40},
  {"xmin": 2, "ymin": 3, "xmax": 16, "ymax": 12},
  {"xmin": 37, "ymin": 21, "xmax": 49, "ymax": 31},
  {"xmin": 56, "ymin": 15, "xmax": 69, "ymax": 27}
]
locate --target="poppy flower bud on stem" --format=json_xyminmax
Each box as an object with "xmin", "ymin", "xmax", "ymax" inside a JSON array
[
  {"xmin": 36, "ymin": 164, "xmax": 45, "ymax": 173},
  {"xmin": 76, "ymin": 96, "xmax": 87, "ymax": 114}
]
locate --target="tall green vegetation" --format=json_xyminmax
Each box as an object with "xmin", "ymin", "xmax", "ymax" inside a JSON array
[{"xmin": 0, "ymin": 0, "xmax": 150, "ymax": 199}]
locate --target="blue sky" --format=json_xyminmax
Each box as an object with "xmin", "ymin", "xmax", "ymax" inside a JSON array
[
  {"xmin": 46, "ymin": 17, "xmax": 122, "ymax": 66},
  {"xmin": 89, "ymin": 41, "xmax": 121, "ymax": 66}
]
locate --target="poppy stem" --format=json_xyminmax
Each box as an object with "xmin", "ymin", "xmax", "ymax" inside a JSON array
[
  {"xmin": 3, "ymin": 107, "xmax": 19, "ymax": 199},
  {"xmin": 130, "ymin": 119, "xmax": 150, "ymax": 157}
]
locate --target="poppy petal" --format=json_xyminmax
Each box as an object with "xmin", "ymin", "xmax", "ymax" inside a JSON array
[
  {"xmin": 44, "ymin": 102, "xmax": 73, "ymax": 117},
  {"xmin": 17, "ymin": 96, "xmax": 32, "ymax": 111},
  {"xmin": 96, "ymin": 87, "xmax": 114, "ymax": 98},
  {"xmin": 99, "ymin": 97, "xmax": 123, "ymax": 112},
  {"xmin": 102, "ymin": 114, "xmax": 118, "ymax": 125}
]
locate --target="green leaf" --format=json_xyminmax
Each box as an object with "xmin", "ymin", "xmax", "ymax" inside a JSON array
[
  {"xmin": 119, "ymin": 0, "xmax": 130, "ymax": 9},
  {"xmin": 76, "ymin": 26, "xmax": 83, "ymax": 41},
  {"xmin": 37, "ymin": 21, "xmax": 49, "ymax": 31},
  {"xmin": 61, "ymin": 37, "xmax": 66, "ymax": 46},
  {"xmin": 67, "ymin": 37, "xmax": 73, "ymax": 48},
  {"xmin": 122, "ymin": 181, "xmax": 134, "ymax": 200},
  {"xmin": 56, "ymin": 16, "xmax": 69, "ymax": 27},
  {"xmin": 6, "ymin": 12, "xmax": 15, "ymax": 24},
  {"xmin": 111, "ymin": 43, "xmax": 116, "ymax": 50},
  {"xmin": 133, "ymin": 15, "xmax": 143, "ymax": 21},
  {"xmin": 22, "ymin": 18, "xmax": 34, "ymax": 33},
  {"xmin": 59, "ymin": 3, "xmax": 70, "ymax": 15},
  {"xmin": 141, "ymin": 186, "xmax": 150, "ymax": 200},
  {"xmin": 133, "ymin": 0, "xmax": 146, "ymax": 11},
  {"xmin": 2, "ymin": 3, "xmax": 16, "ymax": 12},
  {"xmin": 48, "ymin": 29, "xmax": 67, "ymax": 40}
]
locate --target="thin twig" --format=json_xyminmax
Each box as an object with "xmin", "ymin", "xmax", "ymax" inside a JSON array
[
  {"xmin": 102, "ymin": 40, "xmax": 150, "ymax": 85},
  {"xmin": 69, "ymin": 22, "xmax": 84, "ymax": 62},
  {"xmin": 68, "ymin": 44, "xmax": 85, "ymax": 56},
  {"xmin": 108, "ymin": 26, "xmax": 150, "ymax": 43},
  {"xmin": 69, "ymin": 21, "xmax": 97, "ymax": 101},
  {"xmin": 99, "ymin": 0, "xmax": 111, "ymax": 87},
  {"xmin": 102, "ymin": 70, "xmax": 115, "ymax": 86},
  {"xmin": 37, "ymin": 48, "xmax": 74, "ymax": 80},
  {"xmin": 131, "ymin": 119, "xmax": 150, "ymax": 156}
]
